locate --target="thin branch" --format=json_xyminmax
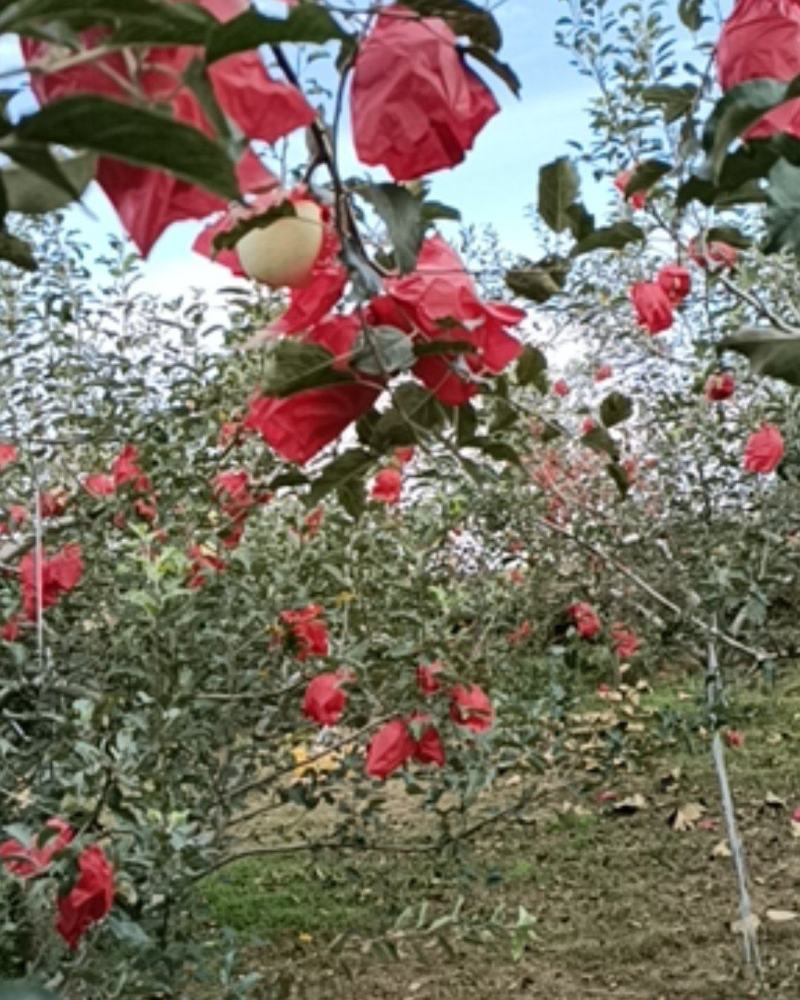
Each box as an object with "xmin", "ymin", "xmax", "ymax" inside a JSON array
[
  {"xmin": 226, "ymin": 715, "xmax": 391, "ymax": 801},
  {"xmin": 194, "ymin": 782, "xmax": 552, "ymax": 883},
  {"xmin": 718, "ymin": 277, "xmax": 800, "ymax": 334},
  {"xmin": 536, "ymin": 516, "xmax": 777, "ymax": 663}
]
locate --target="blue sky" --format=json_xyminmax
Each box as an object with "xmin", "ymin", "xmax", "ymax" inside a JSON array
[{"xmin": 5, "ymin": 1, "xmax": 598, "ymax": 291}]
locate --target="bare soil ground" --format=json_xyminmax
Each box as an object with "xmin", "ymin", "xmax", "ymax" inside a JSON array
[{"xmin": 198, "ymin": 676, "xmax": 800, "ymax": 999}]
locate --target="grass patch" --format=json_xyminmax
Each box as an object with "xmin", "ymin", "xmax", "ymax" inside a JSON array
[{"xmin": 201, "ymin": 857, "xmax": 375, "ymax": 940}]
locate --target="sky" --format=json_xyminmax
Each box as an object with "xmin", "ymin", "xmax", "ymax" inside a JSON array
[{"xmin": 3, "ymin": 1, "xmax": 599, "ymax": 296}]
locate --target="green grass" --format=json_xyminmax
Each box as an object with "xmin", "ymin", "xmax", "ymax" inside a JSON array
[{"xmin": 200, "ymin": 857, "xmax": 382, "ymax": 940}]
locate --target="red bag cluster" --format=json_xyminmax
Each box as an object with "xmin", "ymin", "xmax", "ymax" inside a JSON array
[
  {"xmin": 280, "ymin": 604, "xmax": 330, "ymax": 660},
  {"xmin": 22, "ymin": 0, "xmax": 312, "ymax": 255},
  {"xmin": 350, "ymin": 5, "xmax": 498, "ymax": 181},
  {"xmin": 300, "ymin": 656, "xmax": 493, "ymax": 781},
  {"xmin": 244, "ymin": 314, "xmax": 380, "ymax": 465},
  {"xmin": 743, "ymin": 424, "xmax": 784, "ymax": 474},
  {"xmin": 2, "ymin": 819, "xmax": 114, "ymax": 950},
  {"xmin": 56, "ymin": 844, "xmax": 115, "ymax": 950},
  {"xmin": 630, "ymin": 264, "xmax": 691, "ymax": 335},
  {"xmin": 373, "ymin": 236, "xmax": 525, "ymax": 405},
  {"xmin": 717, "ymin": 0, "xmax": 800, "ymax": 139},
  {"xmin": 19, "ymin": 544, "xmax": 84, "ymax": 621}
]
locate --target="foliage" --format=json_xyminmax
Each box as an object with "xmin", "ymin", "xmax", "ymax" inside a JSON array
[{"xmin": 3, "ymin": 0, "xmax": 800, "ymax": 995}]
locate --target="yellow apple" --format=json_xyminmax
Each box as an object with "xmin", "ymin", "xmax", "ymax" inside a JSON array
[{"xmin": 236, "ymin": 199, "xmax": 324, "ymax": 288}]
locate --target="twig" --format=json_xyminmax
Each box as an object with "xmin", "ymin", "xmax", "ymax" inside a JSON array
[
  {"xmin": 195, "ymin": 783, "xmax": 549, "ymax": 883},
  {"xmin": 536, "ymin": 517, "xmax": 776, "ymax": 663},
  {"xmin": 226, "ymin": 715, "xmax": 391, "ymax": 801},
  {"xmin": 718, "ymin": 278, "xmax": 800, "ymax": 334}
]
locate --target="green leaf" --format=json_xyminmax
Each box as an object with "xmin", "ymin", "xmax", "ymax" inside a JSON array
[
  {"xmin": 641, "ymin": 83, "xmax": 698, "ymax": 124},
  {"xmin": 599, "ymin": 391, "xmax": 633, "ymax": 428},
  {"xmin": 506, "ymin": 268, "xmax": 560, "ymax": 303},
  {"xmin": 472, "ymin": 438, "xmax": 521, "ymax": 466},
  {"xmin": 0, "ymin": 824, "xmax": 32, "ymax": 843},
  {"xmin": 460, "ymin": 45, "xmax": 521, "ymax": 96},
  {"xmin": 763, "ymin": 158, "xmax": 800, "ymax": 254},
  {"xmin": 606, "ymin": 462, "xmax": 630, "ymax": 499},
  {"xmin": 675, "ymin": 174, "xmax": 716, "ymax": 208},
  {"xmin": 0, "ymin": 230, "xmax": 37, "ymax": 271},
  {"xmin": 769, "ymin": 132, "xmax": 800, "ymax": 167},
  {"xmin": 539, "ymin": 420, "xmax": 564, "ymax": 443},
  {"xmin": 703, "ymin": 77, "xmax": 800, "ymax": 180},
  {"xmin": 455, "ymin": 402, "xmax": 477, "ymax": 444},
  {"xmin": 206, "ymin": 6, "xmax": 349, "ymax": 63},
  {"xmin": 355, "ymin": 183, "xmax": 423, "ymax": 274},
  {"xmin": 581, "ymin": 426, "xmax": 619, "ymax": 461},
  {"xmin": 713, "ymin": 180, "xmax": 768, "ymax": 208},
  {"xmin": 720, "ymin": 326, "xmax": 800, "ymax": 386},
  {"xmin": 516, "ymin": 346, "xmax": 548, "ymax": 391},
  {"xmin": 337, "ymin": 477, "xmax": 366, "ymax": 519},
  {"xmin": 572, "ymin": 222, "xmax": 644, "ymax": 256},
  {"xmin": 0, "ymin": 0, "xmax": 212, "ymax": 38},
  {"xmin": 420, "ymin": 199, "xmax": 462, "ymax": 226},
  {"xmin": 458, "ymin": 455, "xmax": 489, "ymax": 483},
  {"xmin": 392, "ymin": 383, "xmax": 446, "ymax": 432},
  {"xmin": 1, "ymin": 151, "xmax": 96, "ymax": 214},
  {"xmin": 565, "ymin": 201, "xmax": 595, "ymax": 241},
  {"xmin": 488, "ymin": 396, "xmax": 517, "ymax": 433},
  {"xmin": 261, "ymin": 340, "xmax": 351, "ymax": 398},
  {"xmin": 623, "ymin": 159, "xmax": 671, "ymax": 197},
  {"xmin": 365, "ymin": 409, "xmax": 418, "ymax": 449},
  {"xmin": 677, "ymin": 141, "xmax": 776, "ymax": 208},
  {"xmin": 0, "ymin": 982, "xmax": 60, "ymax": 1000},
  {"xmin": 398, "ymin": 0, "xmax": 502, "ymax": 51},
  {"xmin": 678, "ymin": 0, "xmax": 705, "ymax": 30},
  {"xmin": 307, "ymin": 448, "xmax": 374, "ymax": 507},
  {"xmin": 706, "ymin": 225, "xmax": 751, "ymax": 249},
  {"xmin": 355, "ymin": 408, "xmax": 382, "ymax": 446},
  {"xmin": 11, "ymin": 96, "xmax": 239, "ymax": 201},
  {"xmin": 182, "ymin": 57, "xmax": 233, "ymax": 144},
  {"xmin": 413, "ymin": 339, "xmax": 474, "ymax": 357},
  {"xmin": 211, "ymin": 200, "xmax": 293, "ymax": 253},
  {"xmin": 268, "ymin": 469, "xmax": 309, "ymax": 490},
  {"xmin": 2, "ymin": 142, "xmax": 94, "ymax": 207},
  {"xmin": 107, "ymin": 914, "xmax": 152, "ymax": 946},
  {"xmin": 538, "ymin": 157, "xmax": 580, "ymax": 234},
  {"xmin": 352, "ymin": 326, "xmax": 415, "ymax": 376},
  {"xmin": 676, "ymin": 136, "xmax": 776, "ymax": 208},
  {"xmin": 506, "ymin": 257, "xmax": 569, "ymax": 303}
]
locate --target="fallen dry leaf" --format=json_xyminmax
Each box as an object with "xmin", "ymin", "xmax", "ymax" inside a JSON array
[
  {"xmin": 765, "ymin": 909, "xmax": 798, "ymax": 924},
  {"xmin": 764, "ymin": 792, "xmax": 786, "ymax": 810},
  {"xmin": 658, "ymin": 767, "xmax": 682, "ymax": 792},
  {"xmin": 558, "ymin": 800, "xmax": 592, "ymax": 818},
  {"xmin": 596, "ymin": 790, "xmax": 618, "ymax": 804},
  {"xmin": 711, "ymin": 840, "xmax": 732, "ymax": 859},
  {"xmin": 669, "ymin": 801, "xmax": 706, "ymax": 832},
  {"xmin": 612, "ymin": 793, "xmax": 647, "ymax": 815}
]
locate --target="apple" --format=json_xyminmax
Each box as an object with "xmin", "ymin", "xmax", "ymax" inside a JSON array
[{"xmin": 236, "ymin": 199, "xmax": 324, "ymax": 288}]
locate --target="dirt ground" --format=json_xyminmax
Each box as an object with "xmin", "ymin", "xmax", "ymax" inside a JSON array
[{"xmin": 199, "ymin": 678, "xmax": 800, "ymax": 999}]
